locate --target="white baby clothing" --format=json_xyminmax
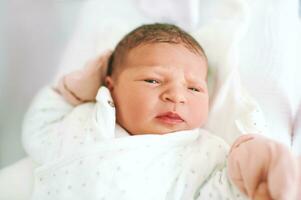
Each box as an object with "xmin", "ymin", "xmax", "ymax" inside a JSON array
[{"xmin": 22, "ymin": 86, "xmax": 247, "ymax": 200}]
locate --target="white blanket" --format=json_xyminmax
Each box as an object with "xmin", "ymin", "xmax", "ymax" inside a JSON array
[{"xmin": 23, "ymin": 87, "xmax": 247, "ymax": 200}]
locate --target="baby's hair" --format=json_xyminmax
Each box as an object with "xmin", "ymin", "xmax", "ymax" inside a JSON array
[{"xmin": 107, "ymin": 23, "xmax": 207, "ymax": 76}]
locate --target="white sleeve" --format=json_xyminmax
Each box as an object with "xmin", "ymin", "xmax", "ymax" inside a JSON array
[
  {"xmin": 195, "ymin": 163, "xmax": 249, "ymax": 200},
  {"xmin": 22, "ymin": 86, "xmax": 74, "ymax": 165},
  {"xmin": 22, "ymin": 86, "xmax": 115, "ymax": 165}
]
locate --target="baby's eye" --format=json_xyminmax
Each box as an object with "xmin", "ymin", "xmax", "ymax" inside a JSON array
[
  {"xmin": 144, "ymin": 79, "xmax": 159, "ymax": 84},
  {"xmin": 188, "ymin": 87, "xmax": 200, "ymax": 92}
]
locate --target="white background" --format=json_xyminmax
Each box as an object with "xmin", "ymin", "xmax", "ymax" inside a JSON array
[{"xmin": 0, "ymin": 0, "xmax": 86, "ymax": 168}]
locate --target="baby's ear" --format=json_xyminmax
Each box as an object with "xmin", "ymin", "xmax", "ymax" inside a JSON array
[{"xmin": 105, "ymin": 76, "xmax": 114, "ymax": 91}]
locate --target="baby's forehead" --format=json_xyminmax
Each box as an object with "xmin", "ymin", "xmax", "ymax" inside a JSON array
[
  {"xmin": 112, "ymin": 42, "xmax": 208, "ymax": 80},
  {"xmin": 128, "ymin": 43, "xmax": 206, "ymax": 68},
  {"xmin": 124, "ymin": 43, "xmax": 206, "ymax": 62},
  {"xmin": 126, "ymin": 42, "xmax": 206, "ymax": 57}
]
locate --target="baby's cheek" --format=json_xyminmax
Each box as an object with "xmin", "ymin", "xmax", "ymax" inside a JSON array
[
  {"xmin": 123, "ymin": 94, "xmax": 152, "ymax": 121},
  {"xmin": 190, "ymin": 98, "xmax": 209, "ymax": 127}
]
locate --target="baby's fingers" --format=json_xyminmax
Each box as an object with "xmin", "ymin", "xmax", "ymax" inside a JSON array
[
  {"xmin": 267, "ymin": 144, "xmax": 299, "ymax": 200},
  {"xmin": 85, "ymin": 50, "xmax": 112, "ymax": 73},
  {"xmin": 56, "ymin": 77, "xmax": 83, "ymax": 106},
  {"xmin": 228, "ymin": 135, "xmax": 267, "ymax": 197},
  {"xmin": 253, "ymin": 182, "xmax": 272, "ymax": 200}
]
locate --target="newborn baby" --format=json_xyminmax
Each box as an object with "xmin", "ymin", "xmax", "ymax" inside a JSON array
[{"xmin": 23, "ymin": 23, "xmax": 300, "ymax": 200}]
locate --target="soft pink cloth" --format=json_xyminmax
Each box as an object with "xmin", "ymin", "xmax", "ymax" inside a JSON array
[
  {"xmin": 55, "ymin": 50, "xmax": 111, "ymax": 105},
  {"xmin": 228, "ymin": 134, "xmax": 300, "ymax": 200}
]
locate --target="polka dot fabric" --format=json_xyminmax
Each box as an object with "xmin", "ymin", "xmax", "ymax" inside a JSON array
[{"xmin": 24, "ymin": 87, "xmax": 247, "ymax": 199}]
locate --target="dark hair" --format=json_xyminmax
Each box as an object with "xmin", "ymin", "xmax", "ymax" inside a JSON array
[{"xmin": 107, "ymin": 23, "xmax": 207, "ymax": 76}]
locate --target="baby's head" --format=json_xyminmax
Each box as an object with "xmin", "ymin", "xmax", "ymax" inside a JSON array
[{"xmin": 105, "ymin": 23, "xmax": 208, "ymax": 135}]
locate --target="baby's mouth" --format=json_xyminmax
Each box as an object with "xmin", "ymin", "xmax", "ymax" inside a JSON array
[{"xmin": 156, "ymin": 112, "xmax": 184, "ymax": 125}]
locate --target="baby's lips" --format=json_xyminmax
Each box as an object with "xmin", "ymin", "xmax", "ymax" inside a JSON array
[{"xmin": 156, "ymin": 112, "xmax": 184, "ymax": 121}]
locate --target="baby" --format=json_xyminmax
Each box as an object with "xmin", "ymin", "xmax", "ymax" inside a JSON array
[{"xmin": 23, "ymin": 23, "xmax": 300, "ymax": 200}]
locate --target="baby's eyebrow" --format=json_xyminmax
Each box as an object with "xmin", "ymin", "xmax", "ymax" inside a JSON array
[
  {"xmin": 185, "ymin": 73, "xmax": 207, "ymax": 85},
  {"xmin": 138, "ymin": 65, "xmax": 207, "ymax": 85},
  {"xmin": 187, "ymin": 79, "xmax": 207, "ymax": 88}
]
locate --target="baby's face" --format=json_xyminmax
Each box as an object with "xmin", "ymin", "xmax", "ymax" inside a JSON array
[{"xmin": 107, "ymin": 43, "xmax": 208, "ymax": 135}]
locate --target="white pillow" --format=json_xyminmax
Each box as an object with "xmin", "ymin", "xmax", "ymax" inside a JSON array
[
  {"xmin": 237, "ymin": 0, "xmax": 300, "ymax": 147},
  {"xmin": 192, "ymin": 0, "xmax": 267, "ymax": 144}
]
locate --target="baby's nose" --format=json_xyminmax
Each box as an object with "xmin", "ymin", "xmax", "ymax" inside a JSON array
[{"xmin": 161, "ymin": 87, "xmax": 187, "ymax": 104}]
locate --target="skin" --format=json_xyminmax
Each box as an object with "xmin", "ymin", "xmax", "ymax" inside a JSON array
[{"xmin": 105, "ymin": 43, "xmax": 208, "ymax": 135}]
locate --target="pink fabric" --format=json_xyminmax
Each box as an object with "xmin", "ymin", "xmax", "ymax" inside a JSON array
[
  {"xmin": 228, "ymin": 134, "xmax": 300, "ymax": 200},
  {"xmin": 56, "ymin": 50, "xmax": 111, "ymax": 106}
]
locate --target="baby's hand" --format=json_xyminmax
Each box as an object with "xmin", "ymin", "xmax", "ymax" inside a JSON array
[
  {"xmin": 227, "ymin": 134, "xmax": 300, "ymax": 200},
  {"xmin": 56, "ymin": 50, "xmax": 112, "ymax": 105}
]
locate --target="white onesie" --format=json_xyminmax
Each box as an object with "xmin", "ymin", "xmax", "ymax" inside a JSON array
[{"xmin": 22, "ymin": 87, "xmax": 248, "ymax": 200}]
